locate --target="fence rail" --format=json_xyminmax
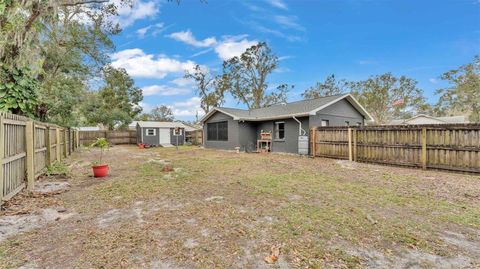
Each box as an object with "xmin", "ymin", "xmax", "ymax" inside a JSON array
[
  {"xmin": 310, "ymin": 124, "xmax": 480, "ymax": 173},
  {"xmin": 79, "ymin": 130, "xmax": 137, "ymax": 145},
  {"xmin": 0, "ymin": 113, "xmax": 79, "ymax": 201}
]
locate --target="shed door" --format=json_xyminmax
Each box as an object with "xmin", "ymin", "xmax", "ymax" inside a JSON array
[{"xmin": 159, "ymin": 128, "xmax": 170, "ymax": 144}]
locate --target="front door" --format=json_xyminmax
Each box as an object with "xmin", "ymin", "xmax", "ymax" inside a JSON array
[{"xmin": 159, "ymin": 128, "xmax": 170, "ymax": 144}]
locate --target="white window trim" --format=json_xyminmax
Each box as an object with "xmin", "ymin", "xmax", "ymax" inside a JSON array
[
  {"xmin": 146, "ymin": 128, "xmax": 156, "ymax": 136},
  {"xmin": 321, "ymin": 120, "xmax": 329, "ymax": 127},
  {"xmin": 173, "ymin": 128, "xmax": 183, "ymax": 136},
  {"xmin": 274, "ymin": 121, "xmax": 285, "ymax": 140}
]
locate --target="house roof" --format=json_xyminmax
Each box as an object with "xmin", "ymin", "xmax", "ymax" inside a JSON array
[
  {"xmin": 387, "ymin": 114, "xmax": 468, "ymax": 125},
  {"xmin": 200, "ymin": 94, "xmax": 374, "ymax": 123},
  {"xmin": 136, "ymin": 121, "xmax": 188, "ymax": 128}
]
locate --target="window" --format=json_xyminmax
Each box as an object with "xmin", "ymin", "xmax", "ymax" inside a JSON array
[
  {"xmin": 275, "ymin": 121, "xmax": 285, "ymax": 140},
  {"xmin": 356, "ymin": 122, "xmax": 362, "ymax": 126},
  {"xmin": 321, "ymin": 120, "xmax": 329, "ymax": 127},
  {"xmin": 345, "ymin": 121, "xmax": 350, "ymax": 126},
  {"xmin": 207, "ymin": 121, "xmax": 228, "ymax": 141},
  {"xmin": 173, "ymin": 128, "xmax": 183, "ymax": 136},
  {"xmin": 146, "ymin": 129, "xmax": 156, "ymax": 136}
]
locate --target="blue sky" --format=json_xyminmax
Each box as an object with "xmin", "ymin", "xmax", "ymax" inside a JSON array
[{"xmin": 109, "ymin": 0, "xmax": 480, "ymax": 121}]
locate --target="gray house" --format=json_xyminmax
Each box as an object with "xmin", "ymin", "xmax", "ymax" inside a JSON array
[
  {"xmin": 136, "ymin": 121, "xmax": 185, "ymax": 147},
  {"xmin": 200, "ymin": 94, "xmax": 373, "ymax": 154}
]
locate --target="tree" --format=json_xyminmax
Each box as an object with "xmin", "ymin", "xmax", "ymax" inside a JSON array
[
  {"xmin": 302, "ymin": 74, "xmax": 348, "ymax": 99},
  {"xmin": 350, "ymin": 73, "xmax": 426, "ymax": 124},
  {"xmin": 435, "ymin": 56, "xmax": 480, "ymax": 122},
  {"xmin": 220, "ymin": 42, "xmax": 290, "ymax": 109},
  {"xmin": 150, "ymin": 105, "xmax": 174, "ymax": 122},
  {"xmin": 0, "ymin": 64, "xmax": 38, "ymax": 116},
  {"xmin": 185, "ymin": 64, "xmax": 224, "ymax": 113},
  {"xmin": 82, "ymin": 66, "xmax": 143, "ymax": 129}
]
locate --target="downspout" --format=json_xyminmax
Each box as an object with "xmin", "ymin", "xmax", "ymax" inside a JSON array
[{"xmin": 292, "ymin": 116, "xmax": 306, "ymax": 136}]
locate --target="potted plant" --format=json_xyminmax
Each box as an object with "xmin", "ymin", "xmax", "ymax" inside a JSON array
[{"xmin": 91, "ymin": 137, "xmax": 109, "ymax": 178}]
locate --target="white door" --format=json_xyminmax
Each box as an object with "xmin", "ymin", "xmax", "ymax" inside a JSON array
[{"xmin": 159, "ymin": 128, "xmax": 170, "ymax": 144}]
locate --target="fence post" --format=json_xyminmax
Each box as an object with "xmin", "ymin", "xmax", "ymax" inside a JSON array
[
  {"xmin": 76, "ymin": 130, "xmax": 80, "ymax": 149},
  {"xmin": 353, "ymin": 128, "xmax": 357, "ymax": 162},
  {"xmin": 421, "ymin": 127, "xmax": 427, "ymax": 170},
  {"xmin": 0, "ymin": 115, "xmax": 4, "ymax": 200},
  {"xmin": 25, "ymin": 121, "xmax": 35, "ymax": 191},
  {"xmin": 63, "ymin": 129, "xmax": 68, "ymax": 158},
  {"xmin": 310, "ymin": 127, "xmax": 316, "ymax": 157},
  {"xmin": 56, "ymin": 128, "xmax": 61, "ymax": 161},
  {"xmin": 348, "ymin": 127, "xmax": 353, "ymax": 161},
  {"xmin": 45, "ymin": 126, "xmax": 51, "ymax": 166}
]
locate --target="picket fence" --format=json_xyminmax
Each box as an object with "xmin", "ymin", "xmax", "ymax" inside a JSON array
[
  {"xmin": 310, "ymin": 124, "xmax": 480, "ymax": 173},
  {"xmin": 0, "ymin": 113, "xmax": 79, "ymax": 201}
]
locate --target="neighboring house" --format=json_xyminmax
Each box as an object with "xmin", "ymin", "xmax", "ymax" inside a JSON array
[
  {"xmin": 136, "ymin": 121, "xmax": 185, "ymax": 147},
  {"xmin": 387, "ymin": 114, "xmax": 468, "ymax": 125},
  {"xmin": 77, "ymin": 126, "xmax": 102, "ymax": 131},
  {"xmin": 200, "ymin": 94, "xmax": 373, "ymax": 154},
  {"xmin": 128, "ymin": 121, "xmax": 139, "ymax": 130}
]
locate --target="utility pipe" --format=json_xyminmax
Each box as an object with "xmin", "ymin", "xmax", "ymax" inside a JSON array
[{"xmin": 292, "ymin": 116, "xmax": 307, "ymax": 136}]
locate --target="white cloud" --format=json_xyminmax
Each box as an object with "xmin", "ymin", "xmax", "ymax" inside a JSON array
[
  {"xmin": 274, "ymin": 15, "xmax": 305, "ymax": 31},
  {"xmin": 141, "ymin": 85, "xmax": 191, "ymax": 96},
  {"xmin": 170, "ymin": 77, "xmax": 194, "ymax": 87},
  {"xmin": 171, "ymin": 97, "xmax": 204, "ymax": 117},
  {"xmin": 168, "ymin": 30, "xmax": 217, "ymax": 47},
  {"xmin": 114, "ymin": 0, "xmax": 160, "ymax": 28},
  {"xmin": 358, "ymin": 60, "xmax": 377, "ymax": 65},
  {"xmin": 429, "ymin": 78, "xmax": 438, "ymax": 84},
  {"xmin": 139, "ymin": 101, "xmax": 154, "ymax": 113},
  {"xmin": 167, "ymin": 30, "xmax": 257, "ymax": 61},
  {"xmin": 136, "ymin": 22, "xmax": 164, "ymax": 38},
  {"xmin": 265, "ymin": 0, "xmax": 288, "ymax": 10},
  {"xmin": 214, "ymin": 37, "xmax": 258, "ymax": 61},
  {"xmin": 110, "ymin": 48, "xmax": 197, "ymax": 78}
]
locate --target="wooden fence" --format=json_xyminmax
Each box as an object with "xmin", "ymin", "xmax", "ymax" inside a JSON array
[
  {"xmin": 310, "ymin": 124, "xmax": 480, "ymax": 173},
  {"xmin": 79, "ymin": 130, "xmax": 137, "ymax": 146},
  {"xmin": 186, "ymin": 130, "xmax": 203, "ymax": 145},
  {"xmin": 0, "ymin": 113, "xmax": 80, "ymax": 201}
]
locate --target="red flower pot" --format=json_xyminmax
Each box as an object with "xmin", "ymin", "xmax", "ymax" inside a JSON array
[
  {"xmin": 138, "ymin": 143, "xmax": 145, "ymax": 149},
  {"xmin": 92, "ymin": 164, "xmax": 109, "ymax": 178}
]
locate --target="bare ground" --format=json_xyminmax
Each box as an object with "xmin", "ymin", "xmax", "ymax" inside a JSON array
[{"xmin": 0, "ymin": 145, "xmax": 479, "ymax": 268}]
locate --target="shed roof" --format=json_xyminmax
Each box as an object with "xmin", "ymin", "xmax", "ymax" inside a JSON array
[
  {"xmin": 200, "ymin": 94, "xmax": 373, "ymax": 123},
  {"xmin": 136, "ymin": 121, "xmax": 187, "ymax": 128}
]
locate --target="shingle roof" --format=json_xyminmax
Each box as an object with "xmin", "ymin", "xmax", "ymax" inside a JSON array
[
  {"xmin": 137, "ymin": 121, "xmax": 188, "ymax": 128},
  {"xmin": 201, "ymin": 94, "xmax": 373, "ymax": 122}
]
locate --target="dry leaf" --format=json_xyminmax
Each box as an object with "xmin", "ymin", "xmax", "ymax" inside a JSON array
[{"xmin": 264, "ymin": 245, "xmax": 281, "ymax": 264}]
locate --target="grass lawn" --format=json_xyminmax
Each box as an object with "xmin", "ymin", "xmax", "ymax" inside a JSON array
[{"xmin": 0, "ymin": 145, "xmax": 479, "ymax": 268}]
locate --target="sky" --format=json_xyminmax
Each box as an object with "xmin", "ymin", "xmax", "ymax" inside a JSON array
[{"xmin": 108, "ymin": 0, "xmax": 480, "ymax": 121}]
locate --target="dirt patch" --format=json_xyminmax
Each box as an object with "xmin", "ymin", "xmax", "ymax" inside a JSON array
[
  {"xmin": 0, "ymin": 208, "xmax": 74, "ymax": 242},
  {"xmin": 34, "ymin": 182, "xmax": 70, "ymax": 194}
]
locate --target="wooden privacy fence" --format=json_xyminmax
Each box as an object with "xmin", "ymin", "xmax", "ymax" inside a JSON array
[
  {"xmin": 0, "ymin": 113, "xmax": 80, "ymax": 201},
  {"xmin": 79, "ymin": 130, "xmax": 137, "ymax": 145},
  {"xmin": 186, "ymin": 130, "xmax": 203, "ymax": 145},
  {"xmin": 310, "ymin": 124, "xmax": 480, "ymax": 173}
]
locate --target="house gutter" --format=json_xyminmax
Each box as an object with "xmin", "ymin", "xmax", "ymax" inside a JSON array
[{"xmin": 292, "ymin": 116, "xmax": 306, "ymax": 136}]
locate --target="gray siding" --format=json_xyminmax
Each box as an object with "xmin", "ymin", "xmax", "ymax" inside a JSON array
[
  {"xmin": 140, "ymin": 127, "xmax": 160, "ymax": 145},
  {"xmin": 238, "ymin": 121, "xmax": 257, "ymax": 152},
  {"xmin": 170, "ymin": 128, "xmax": 185, "ymax": 145},
  {"xmin": 203, "ymin": 98, "xmax": 364, "ymax": 154},
  {"xmin": 309, "ymin": 99, "xmax": 364, "ymax": 127},
  {"xmin": 203, "ymin": 111, "xmax": 240, "ymax": 150},
  {"xmin": 256, "ymin": 117, "xmax": 309, "ymax": 154},
  {"xmin": 137, "ymin": 127, "xmax": 184, "ymax": 146}
]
